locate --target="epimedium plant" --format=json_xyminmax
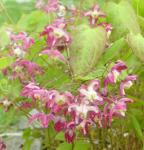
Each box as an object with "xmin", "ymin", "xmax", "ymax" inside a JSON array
[{"xmin": 0, "ymin": 0, "xmax": 144, "ymax": 150}]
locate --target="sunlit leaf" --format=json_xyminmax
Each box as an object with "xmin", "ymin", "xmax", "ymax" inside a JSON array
[
  {"xmin": 105, "ymin": 1, "xmax": 140, "ymax": 40},
  {"xmin": 127, "ymin": 33, "xmax": 144, "ymax": 62},
  {"xmin": 70, "ymin": 25, "xmax": 106, "ymax": 77}
]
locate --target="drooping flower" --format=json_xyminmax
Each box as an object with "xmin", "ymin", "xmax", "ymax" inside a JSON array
[
  {"xmin": 40, "ymin": 49, "xmax": 66, "ymax": 62},
  {"xmin": 0, "ymin": 140, "xmax": 6, "ymax": 150},
  {"xmin": 9, "ymin": 32, "xmax": 34, "ymax": 57},
  {"xmin": 99, "ymin": 22, "xmax": 113, "ymax": 38},
  {"xmin": 21, "ymin": 82, "xmax": 49, "ymax": 101},
  {"xmin": 65, "ymin": 122, "xmax": 76, "ymax": 143},
  {"xmin": 40, "ymin": 24, "xmax": 70, "ymax": 49},
  {"xmin": 10, "ymin": 32, "xmax": 34, "ymax": 51},
  {"xmin": 14, "ymin": 60, "xmax": 41, "ymax": 74},
  {"xmin": 29, "ymin": 112, "xmax": 54, "ymax": 128},
  {"xmin": 54, "ymin": 117, "xmax": 66, "ymax": 132},
  {"xmin": 79, "ymin": 80, "xmax": 103, "ymax": 104},
  {"xmin": 120, "ymin": 75, "xmax": 137, "ymax": 96},
  {"xmin": 68, "ymin": 104, "xmax": 99, "ymax": 120},
  {"xmin": 53, "ymin": 17, "xmax": 67, "ymax": 29},
  {"xmin": 84, "ymin": 4, "xmax": 106, "ymax": 26},
  {"xmin": 104, "ymin": 98, "xmax": 133, "ymax": 125},
  {"xmin": 104, "ymin": 60, "xmax": 127, "ymax": 87},
  {"xmin": 36, "ymin": 0, "xmax": 59, "ymax": 13}
]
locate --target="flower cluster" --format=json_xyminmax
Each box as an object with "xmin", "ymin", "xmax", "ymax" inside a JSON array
[
  {"xmin": 8, "ymin": 31, "xmax": 34, "ymax": 57},
  {"xmin": 2, "ymin": 59, "xmax": 42, "ymax": 83},
  {"xmin": 0, "ymin": 140, "xmax": 6, "ymax": 150},
  {"xmin": 39, "ymin": 16, "xmax": 71, "ymax": 63},
  {"xmin": 36, "ymin": 0, "xmax": 59, "ymax": 13},
  {"xmin": 21, "ymin": 60, "xmax": 136, "ymax": 143},
  {"xmin": 2, "ymin": 1, "xmax": 138, "ymax": 146},
  {"xmin": 84, "ymin": 4, "xmax": 106, "ymax": 26}
]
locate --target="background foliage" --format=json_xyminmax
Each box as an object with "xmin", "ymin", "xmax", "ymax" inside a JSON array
[{"xmin": 0, "ymin": 0, "xmax": 144, "ymax": 150}]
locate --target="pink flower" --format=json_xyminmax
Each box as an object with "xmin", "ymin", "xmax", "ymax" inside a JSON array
[
  {"xmin": 46, "ymin": 90, "xmax": 74, "ymax": 113},
  {"xmin": 41, "ymin": 24, "xmax": 70, "ymax": 49},
  {"xmin": 29, "ymin": 113, "xmax": 54, "ymax": 128},
  {"xmin": 104, "ymin": 60, "xmax": 127, "ymax": 87},
  {"xmin": 84, "ymin": 4, "xmax": 106, "ymax": 26},
  {"xmin": 77, "ymin": 119, "xmax": 92, "ymax": 135},
  {"xmin": 10, "ymin": 32, "xmax": 34, "ymax": 51},
  {"xmin": 120, "ymin": 75, "xmax": 137, "ymax": 96},
  {"xmin": 53, "ymin": 18, "xmax": 66, "ymax": 29},
  {"xmin": 54, "ymin": 117, "xmax": 66, "ymax": 132},
  {"xmin": 99, "ymin": 22, "xmax": 113, "ymax": 38},
  {"xmin": 104, "ymin": 98, "xmax": 133, "ymax": 124},
  {"xmin": 68, "ymin": 104, "xmax": 99, "ymax": 119},
  {"xmin": 40, "ymin": 49, "xmax": 66, "ymax": 62},
  {"xmin": 0, "ymin": 140, "xmax": 6, "ymax": 150},
  {"xmin": 65, "ymin": 122, "xmax": 76, "ymax": 143},
  {"xmin": 14, "ymin": 59, "xmax": 41, "ymax": 74},
  {"xmin": 20, "ymin": 102, "xmax": 33, "ymax": 109},
  {"xmin": 36, "ymin": 0, "xmax": 59, "ymax": 13},
  {"xmin": 21, "ymin": 82, "xmax": 49, "ymax": 101},
  {"xmin": 79, "ymin": 80, "xmax": 103, "ymax": 104}
]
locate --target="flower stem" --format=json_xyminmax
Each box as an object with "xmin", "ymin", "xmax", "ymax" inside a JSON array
[
  {"xmin": 72, "ymin": 142, "xmax": 75, "ymax": 150},
  {"xmin": 87, "ymin": 131, "xmax": 95, "ymax": 150}
]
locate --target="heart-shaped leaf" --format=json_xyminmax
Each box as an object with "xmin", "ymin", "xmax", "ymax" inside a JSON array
[
  {"xmin": 105, "ymin": 1, "xmax": 140, "ymax": 40},
  {"xmin": 127, "ymin": 33, "xmax": 144, "ymax": 62},
  {"xmin": 70, "ymin": 25, "xmax": 107, "ymax": 77}
]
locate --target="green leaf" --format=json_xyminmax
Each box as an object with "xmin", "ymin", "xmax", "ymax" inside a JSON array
[
  {"xmin": 0, "ymin": 57, "xmax": 13, "ymax": 69},
  {"xmin": 98, "ymin": 37, "xmax": 126, "ymax": 65},
  {"xmin": 56, "ymin": 142, "xmax": 72, "ymax": 150},
  {"xmin": 70, "ymin": 25, "xmax": 106, "ymax": 77},
  {"xmin": 22, "ymin": 128, "xmax": 33, "ymax": 150},
  {"xmin": 55, "ymin": 132, "xmax": 65, "ymax": 141},
  {"xmin": 130, "ymin": 0, "xmax": 144, "ymax": 17},
  {"xmin": 74, "ymin": 141, "xmax": 91, "ymax": 150},
  {"xmin": 105, "ymin": 1, "xmax": 140, "ymax": 40},
  {"xmin": 36, "ymin": 65, "xmax": 70, "ymax": 90},
  {"xmin": 127, "ymin": 33, "xmax": 144, "ymax": 62},
  {"xmin": 138, "ymin": 16, "xmax": 144, "ymax": 32},
  {"xmin": 16, "ymin": 10, "xmax": 54, "ymax": 33},
  {"xmin": 0, "ymin": 26, "xmax": 10, "ymax": 48},
  {"xmin": 22, "ymin": 139, "xmax": 33, "ymax": 150},
  {"xmin": 129, "ymin": 114, "xmax": 144, "ymax": 141}
]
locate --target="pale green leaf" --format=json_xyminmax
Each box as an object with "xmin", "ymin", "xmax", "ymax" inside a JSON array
[
  {"xmin": 74, "ymin": 141, "xmax": 91, "ymax": 150},
  {"xmin": 130, "ymin": 114, "xmax": 144, "ymax": 141},
  {"xmin": 0, "ymin": 57, "xmax": 13, "ymax": 69},
  {"xmin": 0, "ymin": 26, "xmax": 10, "ymax": 48},
  {"xmin": 105, "ymin": 1, "xmax": 140, "ymax": 40},
  {"xmin": 70, "ymin": 25, "xmax": 107, "ymax": 77},
  {"xmin": 56, "ymin": 142, "xmax": 71, "ymax": 150},
  {"xmin": 127, "ymin": 33, "xmax": 144, "ymax": 62}
]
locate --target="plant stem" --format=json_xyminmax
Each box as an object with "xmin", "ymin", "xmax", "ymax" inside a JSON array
[
  {"xmin": 72, "ymin": 142, "xmax": 75, "ymax": 150},
  {"xmin": 66, "ymin": 47, "xmax": 74, "ymax": 78},
  {"xmin": 87, "ymin": 131, "xmax": 95, "ymax": 150},
  {"xmin": 44, "ymin": 127, "xmax": 51, "ymax": 149},
  {"xmin": 0, "ymin": 0, "xmax": 14, "ymax": 24}
]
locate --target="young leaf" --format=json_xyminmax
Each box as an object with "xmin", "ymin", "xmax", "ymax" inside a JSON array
[
  {"xmin": 56, "ymin": 142, "xmax": 72, "ymax": 150},
  {"xmin": 105, "ymin": 1, "xmax": 140, "ymax": 40},
  {"xmin": 74, "ymin": 141, "xmax": 91, "ymax": 150},
  {"xmin": 0, "ymin": 57, "xmax": 13, "ymax": 69},
  {"xmin": 127, "ymin": 33, "xmax": 144, "ymax": 62},
  {"xmin": 70, "ymin": 25, "xmax": 106, "ymax": 77},
  {"xmin": 129, "ymin": 114, "xmax": 144, "ymax": 141},
  {"xmin": 16, "ymin": 10, "xmax": 54, "ymax": 32}
]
